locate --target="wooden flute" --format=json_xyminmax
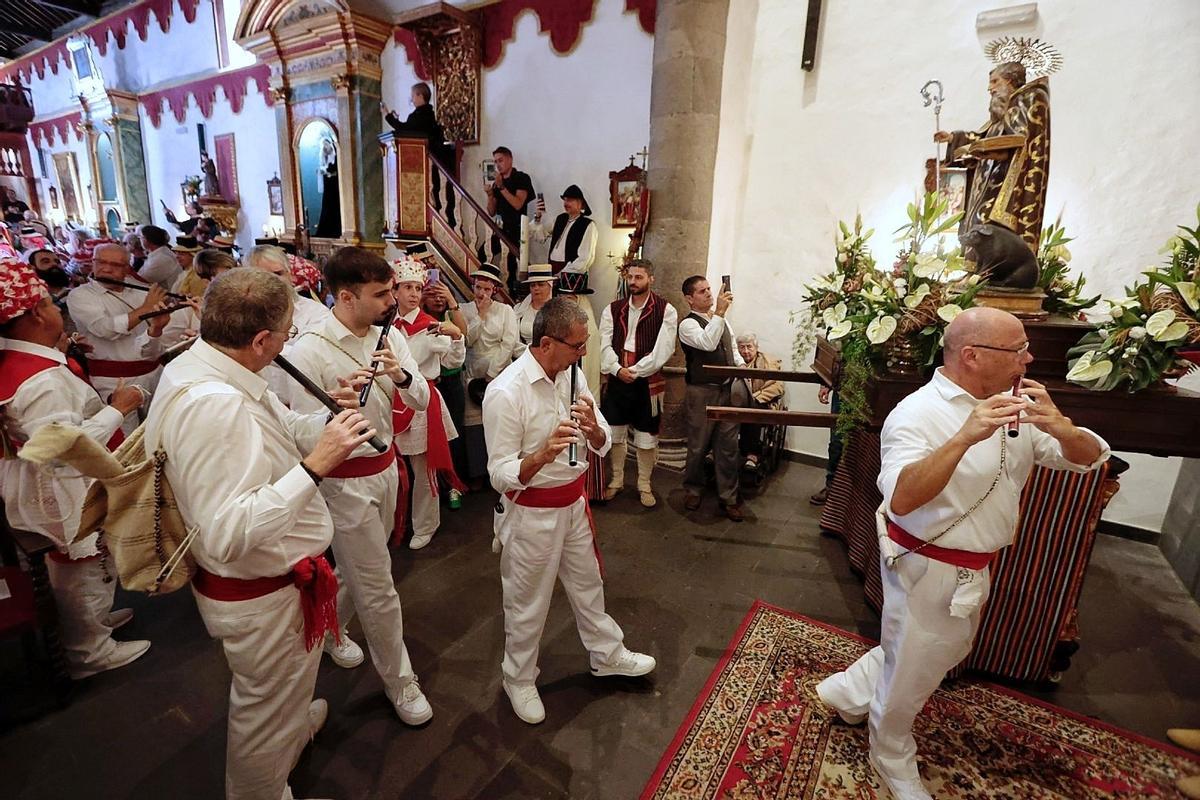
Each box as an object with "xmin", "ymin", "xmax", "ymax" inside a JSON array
[{"xmin": 273, "ymin": 353, "xmax": 390, "ymax": 454}]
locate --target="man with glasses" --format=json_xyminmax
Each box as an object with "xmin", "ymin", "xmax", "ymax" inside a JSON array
[
  {"xmin": 66, "ymin": 242, "xmax": 172, "ymax": 431},
  {"xmin": 483, "ymin": 297, "xmax": 655, "ymax": 725},
  {"xmin": 815, "ymin": 306, "xmax": 1108, "ymax": 800}
]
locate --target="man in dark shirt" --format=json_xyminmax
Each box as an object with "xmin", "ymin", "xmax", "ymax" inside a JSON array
[
  {"xmin": 384, "ymin": 82, "xmax": 456, "ymax": 222},
  {"xmin": 484, "ymin": 146, "xmax": 534, "ymax": 296}
]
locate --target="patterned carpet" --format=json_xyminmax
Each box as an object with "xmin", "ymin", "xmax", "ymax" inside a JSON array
[{"xmin": 641, "ymin": 602, "xmax": 1200, "ymax": 799}]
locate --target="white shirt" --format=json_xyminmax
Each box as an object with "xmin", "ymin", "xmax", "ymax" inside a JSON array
[
  {"xmin": 65, "ymin": 280, "xmax": 164, "ymax": 364},
  {"xmin": 598, "ymin": 294, "xmax": 679, "ymax": 378},
  {"xmin": 139, "ymin": 246, "xmax": 182, "ymax": 290},
  {"xmin": 145, "ymin": 339, "xmax": 333, "ymax": 579},
  {"xmin": 677, "ymin": 311, "xmax": 745, "ymax": 365},
  {"xmin": 878, "ymin": 368, "xmax": 1110, "ymax": 554},
  {"xmin": 399, "ymin": 306, "xmax": 466, "ymax": 380},
  {"xmin": 513, "ymin": 295, "xmax": 547, "ymax": 350},
  {"xmin": 0, "ymin": 340, "xmax": 125, "ymax": 555},
  {"xmin": 530, "ymin": 214, "xmax": 597, "ymax": 273},
  {"xmin": 286, "ymin": 312, "xmax": 428, "ymax": 458},
  {"xmin": 462, "ymin": 300, "xmax": 520, "ymax": 381},
  {"xmin": 262, "ymin": 292, "xmax": 332, "ymax": 406},
  {"xmin": 482, "ymin": 348, "xmax": 611, "ymax": 493}
]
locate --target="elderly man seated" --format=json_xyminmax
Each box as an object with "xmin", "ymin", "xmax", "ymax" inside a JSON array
[{"xmin": 735, "ymin": 332, "xmax": 785, "ymax": 471}]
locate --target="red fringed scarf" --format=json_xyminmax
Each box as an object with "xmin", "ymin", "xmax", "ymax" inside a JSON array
[{"xmin": 291, "ymin": 556, "xmax": 341, "ymax": 651}]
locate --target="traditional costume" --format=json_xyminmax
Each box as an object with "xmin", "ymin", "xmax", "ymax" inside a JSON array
[
  {"xmin": 512, "ymin": 264, "xmax": 555, "ymax": 356},
  {"xmin": 0, "ymin": 258, "xmax": 149, "ymax": 679},
  {"xmin": 146, "ymin": 338, "xmax": 340, "ymax": 800},
  {"xmin": 287, "ymin": 311, "xmax": 434, "ymax": 724},
  {"xmin": 816, "ymin": 368, "xmax": 1109, "ymax": 799},
  {"xmin": 598, "ymin": 288, "xmax": 678, "ymax": 507},
  {"xmin": 460, "ymin": 262, "xmax": 521, "ymax": 481},
  {"xmin": 483, "ymin": 347, "xmax": 655, "ymax": 724},
  {"xmin": 528, "ymin": 184, "xmax": 597, "ymax": 276},
  {"xmin": 392, "ymin": 256, "xmax": 466, "ymax": 549}
]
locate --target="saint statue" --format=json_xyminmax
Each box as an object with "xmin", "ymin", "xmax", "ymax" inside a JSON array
[
  {"xmin": 200, "ymin": 151, "xmax": 222, "ymax": 199},
  {"xmin": 936, "ymin": 60, "xmax": 1050, "ymax": 288}
]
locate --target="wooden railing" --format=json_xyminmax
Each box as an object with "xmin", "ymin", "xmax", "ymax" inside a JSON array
[
  {"xmin": 426, "ymin": 156, "xmax": 523, "ymax": 289},
  {"xmin": 700, "ymin": 365, "xmax": 837, "ymax": 428}
]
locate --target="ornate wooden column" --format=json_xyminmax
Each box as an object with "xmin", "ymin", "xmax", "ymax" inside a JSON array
[
  {"xmin": 394, "ymin": 2, "xmax": 482, "ymax": 146},
  {"xmin": 235, "ymin": 0, "xmax": 391, "ymax": 255}
]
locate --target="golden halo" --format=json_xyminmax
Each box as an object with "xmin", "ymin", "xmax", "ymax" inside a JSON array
[{"xmin": 984, "ymin": 36, "xmax": 1063, "ymax": 78}]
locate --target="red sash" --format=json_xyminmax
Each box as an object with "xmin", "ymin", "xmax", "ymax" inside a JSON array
[
  {"xmin": 507, "ymin": 474, "xmax": 605, "ymax": 577},
  {"xmin": 390, "ymin": 309, "xmax": 439, "ymax": 435},
  {"xmin": 323, "ymin": 447, "xmax": 412, "ymax": 546},
  {"xmin": 0, "ymin": 349, "xmax": 125, "ymax": 450},
  {"xmin": 192, "ymin": 555, "xmax": 339, "ymax": 651},
  {"xmin": 87, "ymin": 358, "xmax": 159, "ymax": 379},
  {"xmin": 886, "ymin": 520, "xmax": 996, "ymax": 571}
]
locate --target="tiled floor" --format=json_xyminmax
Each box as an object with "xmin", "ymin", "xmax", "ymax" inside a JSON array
[{"xmin": 3, "ymin": 461, "xmax": 1198, "ymax": 799}]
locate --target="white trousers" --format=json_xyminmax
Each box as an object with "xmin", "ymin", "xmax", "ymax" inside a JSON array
[
  {"xmin": 46, "ymin": 556, "xmax": 122, "ymax": 678},
  {"xmin": 324, "ymin": 465, "xmax": 416, "ymax": 703},
  {"xmin": 816, "ymin": 555, "xmax": 989, "ymax": 783},
  {"xmin": 193, "ymin": 584, "xmax": 322, "ymax": 800},
  {"xmin": 408, "ymin": 452, "xmax": 441, "ymax": 538},
  {"xmin": 498, "ymin": 497, "xmax": 624, "ymax": 685},
  {"xmin": 609, "ymin": 423, "xmax": 658, "ymax": 450}
]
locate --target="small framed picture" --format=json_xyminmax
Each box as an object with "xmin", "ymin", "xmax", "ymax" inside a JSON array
[
  {"xmin": 936, "ymin": 167, "xmax": 968, "ymax": 217},
  {"xmin": 267, "ymin": 174, "xmax": 284, "ymax": 215},
  {"xmin": 608, "ymin": 163, "xmax": 647, "ymax": 229}
]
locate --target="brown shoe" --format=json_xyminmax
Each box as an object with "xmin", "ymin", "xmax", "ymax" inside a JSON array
[
  {"xmin": 684, "ymin": 492, "xmax": 702, "ymax": 511},
  {"xmin": 810, "ymin": 487, "xmax": 829, "ymax": 506},
  {"xmin": 721, "ymin": 502, "xmax": 745, "ymax": 522}
]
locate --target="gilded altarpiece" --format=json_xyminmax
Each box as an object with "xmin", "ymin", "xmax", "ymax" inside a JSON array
[{"xmin": 395, "ymin": 3, "xmax": 482, "ymax": 144}]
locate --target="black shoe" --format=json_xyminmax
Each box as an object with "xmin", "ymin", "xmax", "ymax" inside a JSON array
[
  {"xmin": 684, "ymin": 492, "xmax": 702, "ymax": 511},
  {"xmin": 810, "ymin": 487, "xmax": 829, "ymax": 506}
]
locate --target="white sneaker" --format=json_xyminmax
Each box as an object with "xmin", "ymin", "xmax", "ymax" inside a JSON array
[
  {"xmin": 322, "ymin": 630, "xmax": 364, "ymax": 668},
  {"xmin": 503, "ymin": 680, "xmax": 545, "ymax": 724},
  {"xmin": 307, "ymin": 698, "xmax": 328, "ymax": 739},
  {"xmin": 106, "ymin": 608, "xmax": 134, "ymax": 630},
  {"xmin": 70, "ymin": 639, "xmax": 151, "ymax": 679},
  {"xmin": 869, "ymin": 754, "xmax": 933, "ymax": 800},
  {"xmin": 408, "ymin": 532, "xmax": 434, "ymax": 550},
  {"xmin": 396, "ymin": 678, "xmax": 433, "ymax": 726},
  {"xmin": 815, "ymin": 678, "xmax": 867, "ymax": 726},
  {"xmin": 591, "ymin": 647, "xmax": 656, "ymax": 678}
]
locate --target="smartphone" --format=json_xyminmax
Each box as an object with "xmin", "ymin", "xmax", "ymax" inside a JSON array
[
  {"xmin": 721, "ymin": 274, "xmax": 731, "ymax": 294},
  {"xmin": 427, "ymin": 267, "xmax": 440, "ymax": 284}
]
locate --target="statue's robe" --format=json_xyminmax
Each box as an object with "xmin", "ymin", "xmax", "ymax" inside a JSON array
[{"xmin": 947, "ymin": 77, "xmax": 1050, "ymax": 253}]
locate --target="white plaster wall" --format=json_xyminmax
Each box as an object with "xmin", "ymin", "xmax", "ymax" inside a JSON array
[
  {"xmin": 140, "ymin": 89, "xmax": 281, "ymax": 252},
  {"xmin": 710, "ymin": 0, "xmax": 1200, "ymax": 530},
  {"xmin": 381, "ymin": 0, "xmax": 654, "ymax": 314}
]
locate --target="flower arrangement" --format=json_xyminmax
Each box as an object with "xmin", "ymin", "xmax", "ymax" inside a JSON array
[
  {"xmin": 182, "ymin": 175, "xmax": 202, "ymax": 198},
  {"xmin": 795, "ymin": 193, "xmax": 984, "ymax": 434},
  {"xmin": 1066, "ymin": 204, "xmax": 1200, "ymax": 391},
  {"xmin": 1036, "ymin": 222, "xmax": 1100, "ymax": 316}
]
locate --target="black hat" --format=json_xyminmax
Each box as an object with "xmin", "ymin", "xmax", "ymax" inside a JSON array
[
  {"xmin": 555, "ymin": 270, "xmax": 593, "ymax": 295},
  {"xmin": 172, "ymin": 235, "xmax": 201, "ymax": 253},
  {"xmin": 560, "ymin": 184, "xmax": 592, "ymax": 216},
  {"xmin": 471, "ymin": 262, "xmax": 504, "ymax": 285}
]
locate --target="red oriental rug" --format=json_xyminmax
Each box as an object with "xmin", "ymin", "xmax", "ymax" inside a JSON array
[{"xmin": 641, "ymin": 602, "xmax": 1200, "ymax": 799}]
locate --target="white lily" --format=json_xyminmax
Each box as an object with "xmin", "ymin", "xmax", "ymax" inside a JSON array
[
  {"xmin": 937, "ymin": 304, "xmax": 963, "ymax": 323},
  {"xmin": 866, "ymin": 315, "xmax": 898, "ymax": 344},
  {"xmin": 827, "ymin": 320, "xmax": 853, "ymax": 340}
]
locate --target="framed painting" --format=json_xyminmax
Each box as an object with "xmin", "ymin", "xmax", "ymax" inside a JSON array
[
  {"xmin": 608, "ymin": 163, "xmax": 646, "ymax": 229},
  {"xmin": 213, "ymin": 133, "xmax": 239, "ymax": 202},
  {"xmin": 267, "ymin": 174, "xmax": 284, "ymax": 215},
  {"xmin": 52, "ymin": 151, "xmax": 82, "ymax": 220}
]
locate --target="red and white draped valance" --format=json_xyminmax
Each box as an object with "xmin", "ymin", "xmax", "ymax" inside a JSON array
[
  {"xmin": 139, "ymin": 63, "xmax": 274, "ymax": 128},
  {"xmin": 27, "ymin": 111, "xmax": 84, "ymax": 148},
  {"xmin": 0, "ymin": 0, "xmax": 202, "ymax": 85}
]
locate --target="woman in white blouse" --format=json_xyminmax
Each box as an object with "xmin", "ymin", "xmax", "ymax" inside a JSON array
[
  {"xmin": 460, "ymin": 262, "xmax": 521, "ymax": 481},
  {"xmin": 512, "ymin": 263, "xmax": 556, "ymax": 355}
]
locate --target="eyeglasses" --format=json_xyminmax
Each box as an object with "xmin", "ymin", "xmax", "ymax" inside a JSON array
[
  {"xmin": 969, "ymin": 342, "xmax": 1030, "ymax": 355},
  {"xmin": 548, "ymin": 335, "xmax": 588, "ymax": 353},
  {"xmin": 272, "ymin": 324, "xmax": 299, "ymax": 339}
]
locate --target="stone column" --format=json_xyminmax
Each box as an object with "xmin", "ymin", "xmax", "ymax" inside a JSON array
[{"xmin": 643, "ymin": 0, "xmax": 730, "ymax": 450}]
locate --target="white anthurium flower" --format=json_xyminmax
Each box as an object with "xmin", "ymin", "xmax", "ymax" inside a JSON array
[
  {"xmin": 903, "ymin": 283, "xmax": 931, "ymax": 309},
  {"xmin": 937, "ymin": 304, "xmax": 963, "ymax": 323},
  {"xmin": 1146, "ymin": 309, "xmax": 1178, "ymax": 339},
  {"xmin": 866, "ymin": 315, "xmax": 898, "ymax": 344},
  {"xmin": 912, "ymin": 253, "xmax": 946, "ymax": 279},
  {"xmin": 1156, "ymin": 321, "xmax": 1190, "ymax": 342},
  {"xmin": 822, "ymin": 302, "xmax": 848, "ymax": 328},
  {"xmin": 1066, "ymin": 352, "xmax": 1114, "ymax": 383},
  {"xmin": 1050, "ymin": 244, "xmax": 1072, "ymax": 263},
  {"xmin": 1177, "ymin": 281, "xmax": 1199, "ymax": 312},
  {"xmin": 827, "ymin": 320, "xmax": 853, "ymax": 340},
  {"xmin": 1128, "ymin": 326, "xmax": 1147, "ymax": 340}
]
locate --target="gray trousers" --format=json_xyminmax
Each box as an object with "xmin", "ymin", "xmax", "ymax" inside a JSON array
[{"xmin": 683, "ymin": 383, "xmax": 740, "ymax": 505}]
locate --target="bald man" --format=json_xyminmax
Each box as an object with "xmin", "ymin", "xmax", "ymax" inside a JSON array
[{"xmin": 815, "ymin": 307, "xmax": 1109, "ymax": 800}]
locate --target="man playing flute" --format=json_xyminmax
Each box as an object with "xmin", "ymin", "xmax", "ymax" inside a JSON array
[
  {"xmin": 287, "ymin": 247, "xmax": 435, "ymax": 725},
  {"xmin": 146, "ymin": 268, "xmax": 375, "ymax": 800}
]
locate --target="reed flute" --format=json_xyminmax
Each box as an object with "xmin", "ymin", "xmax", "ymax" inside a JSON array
[
  {"xmin": 568, "ymin": 361, "xmax": 578, "ymax": 466},
  {"xmin": 94, "ymin": 275, "xmax": 190, "ymax": 301},
  {"xmin": 273, "ymin": 353, "xmax": 389, "ymax": 454},
  {"xmin": 358, "ymin": 303, "xmax": 402, "ymax": 407}
]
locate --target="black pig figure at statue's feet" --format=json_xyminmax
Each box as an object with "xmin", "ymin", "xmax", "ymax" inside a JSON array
[{"xmin": 960, "ymin": 223, "xmax": 1039, "ymax": 289}]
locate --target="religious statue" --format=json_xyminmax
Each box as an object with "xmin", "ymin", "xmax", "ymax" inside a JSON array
[
  {"xmin": 936, "ymin": 40, "xmax": 1060, "ymax": 289},
  {"xmin": 200, "ymin": 150, "xmax": 222, "ymax": 199}
]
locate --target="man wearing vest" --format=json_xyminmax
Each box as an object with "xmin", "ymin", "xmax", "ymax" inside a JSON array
[
  {"xmin": 678, "ymin": 275, "xmax": 746, "ymax": 521},
  {"xmin": 598, "ymin": 260, "xmax": 678, "ymax": 507},
  {"xmin": 287, "ymin": 247, "xmax": 436, "ymax": 726},
  {"xmin": 392, "ymin": 255, "xmax": 466, "ymax": 550},
  {"xmin": 147, "ymin": 268, "xmax": 373, "ymax": 800},
  {"xmin": 65, "ymin": 242, "xmax": 173, "ymax": 433},
  {"xmin": 531, "ymin": 184, "xmax": 597, "ymax": 276},
  {"xmin": 0, "ymin": 256, "xmax": 152, "ymax": 679},
  {"xmin": 483, "ymin": 297, "xmax": 656, "ymax": 725}
]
